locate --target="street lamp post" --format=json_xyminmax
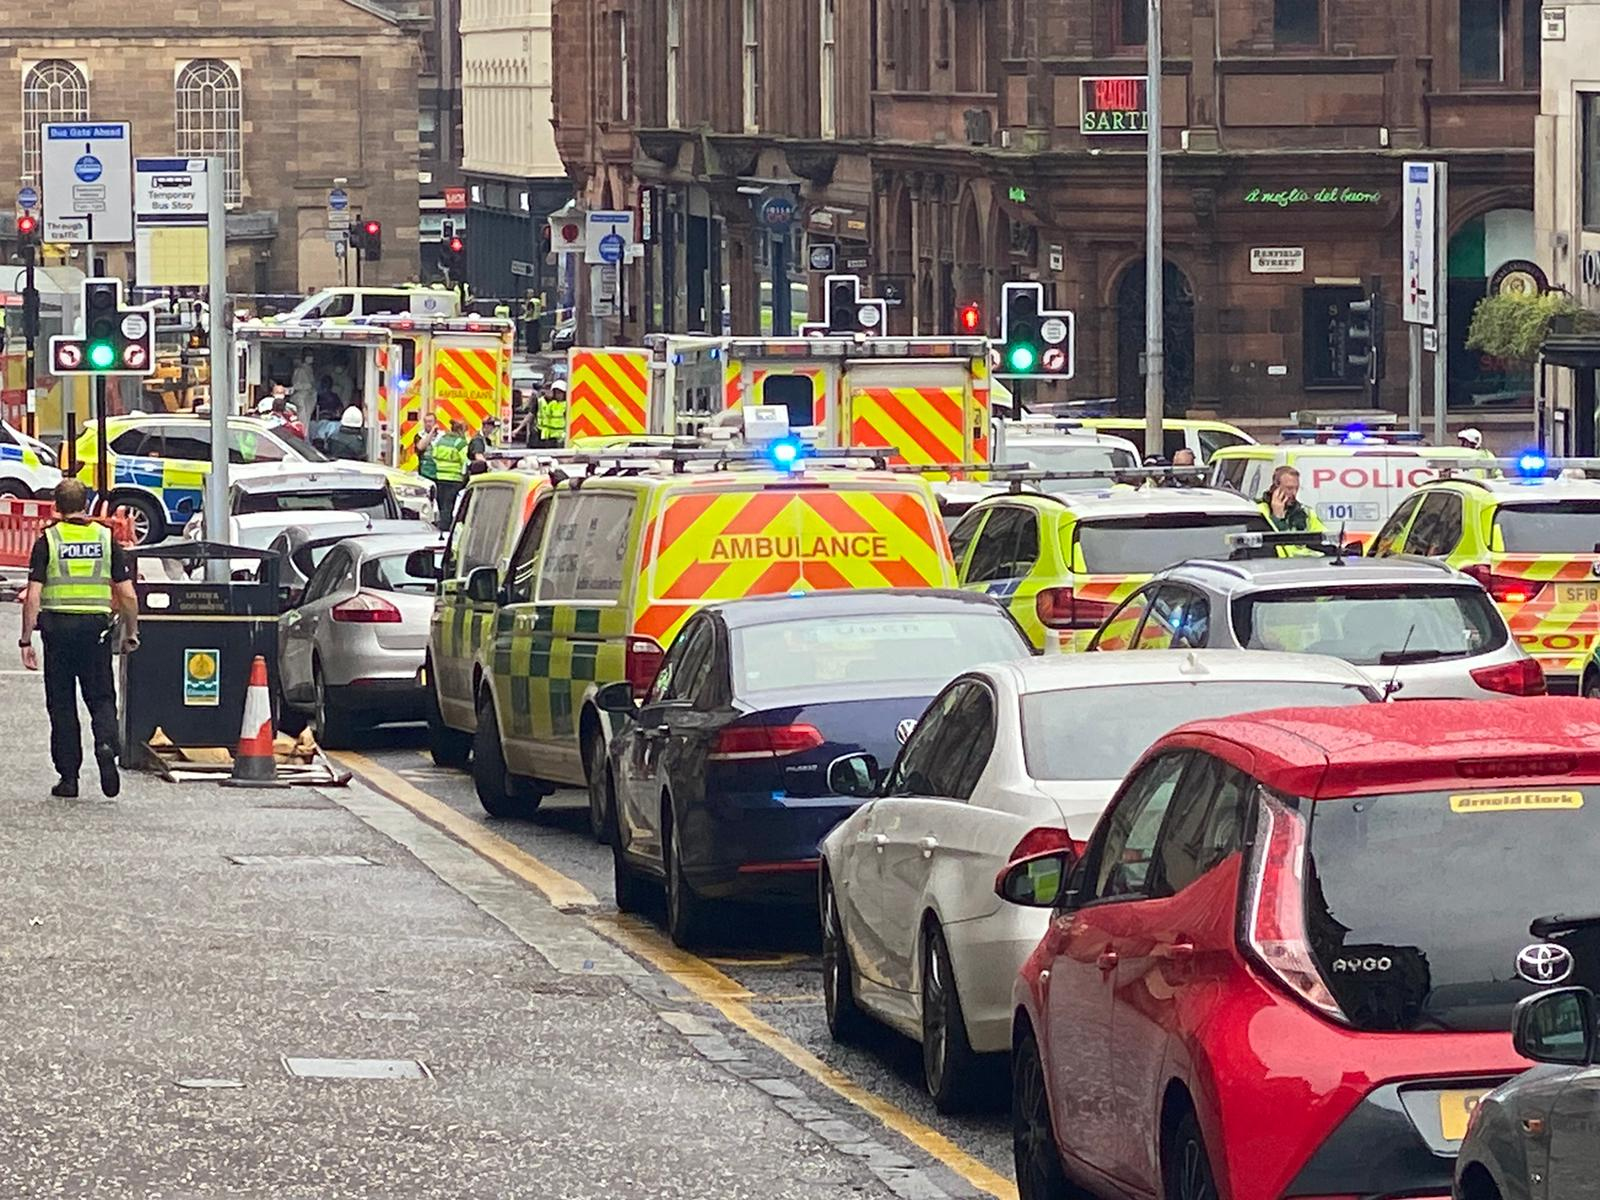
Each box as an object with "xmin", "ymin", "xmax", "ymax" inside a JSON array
[{"xmin": 1143, "ymin": 0, "xmax": 1165, "ymax": 458}]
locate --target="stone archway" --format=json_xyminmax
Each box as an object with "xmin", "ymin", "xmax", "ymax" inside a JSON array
[
  {"xmin": 955, "ymin": 191, "xmax": 985, "ymax": 307},
  {"xmin": 1115, "ymin": 260, "xmax": 1196, "ymax": 416}
]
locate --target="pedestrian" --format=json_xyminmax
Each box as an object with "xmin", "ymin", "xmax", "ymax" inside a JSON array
[
  {"xmin": 521, "ymin": 293, "xmax": 544, "ymax": 353},
  {"xmin": 431, "ymin": 419, "xmax": 471, "ymax": 528},
  {"xmin": 19, "ymin": 479, "xmax": 140, "ymax": 799},
  {"xmin": 1257, "ymin": 466, "xmax": 1325, "ymax": 553},
  {"xmin": 291, "ymin": 353, "xmax": 316, "ymax": 412},
  {"xmin": 416, "ymin": 412, "xmax": 448, "ymax": 486},
  {"xmin": 467, "ymin": 417, "xmax": 498, "ymax": 476},
  {"xmin": 328, "ymin": 405, "xmax": 367, "ymax": 461},
  {"xmin": 1457, "ymin": 427, "xmax": 1484, "ymax": 450},
  {"xmin": 537, "ymin": 380, "xmax": 569, "ymax": 447},
  {"xmin": 1164, "ymin": 447, "xmax": 1204, "ymax": 487}
]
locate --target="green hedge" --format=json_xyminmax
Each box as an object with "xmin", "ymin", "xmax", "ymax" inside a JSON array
[{"xmin": 1466, "ymin": 292, "xmax": 1600, "ymax": 362}]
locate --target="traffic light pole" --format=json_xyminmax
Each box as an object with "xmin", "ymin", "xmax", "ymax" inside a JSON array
[
  {"xmin": 21, "ymin": 239, "xmax": 37, "ymax": 439},
  {"xmin": 93, "ymin": 375, "xmax": 108, "ymax": 508},
  {"xmin": 1432, "ymin": 163, "xmax": 1449, "ymax": 444},
  {"xmin": 1142, "ymin": 0, "xmax": 1165, "ymax": 458}
]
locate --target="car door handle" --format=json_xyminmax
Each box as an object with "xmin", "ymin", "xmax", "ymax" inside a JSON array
[
  {"xmin": 919, "ymin": 835, "xmax": 939, "ymax": 858},
  {"xmin": 1097, "ymin": 950, "xmax": 1119, "ymax": 973},
  {"xmin": 872, "ymin": 833, "xmax": 889, "ymax": 851},
  {"xmin": 1156, "ymin": 941, "xmax": 1195, "ymax": 963},
  {"xmin": 645, "ymin": 724, "xmax": 670, "ymax": 740}
]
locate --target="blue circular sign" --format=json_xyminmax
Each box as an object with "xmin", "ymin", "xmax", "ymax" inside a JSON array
[
  {"xmin": 598, "ymin": 231, "xmax": 625, "ymax": 264},
  {"xmin": 329, "ymin": 187, "xmax": 349, "ymax": 211},
  {"xmin": 760, "ymin": 195, "xmax": 796, "ymax": 229},
  {"xmin": 17, "ymin": 186, "xmax": 38, "ymax": 210},
  {"xmin": 74, "ymin": 155, "xmax": 102, "ymax": 183}
]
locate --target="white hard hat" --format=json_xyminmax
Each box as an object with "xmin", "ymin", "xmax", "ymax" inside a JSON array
[
  {"xmin": 340, "ymin": 406, "xmax": 363, "ymax": 429},
  {"xmin": 1458, "ymin": 427, "xmax": 1483, "ymax": 448},
  {"xmin": 551, "ymin": 379, "xmax": 568, "ymax": 393},
  {"xmin": 256, "ymin": 396, "xmax": 275, "ymax": 415}
]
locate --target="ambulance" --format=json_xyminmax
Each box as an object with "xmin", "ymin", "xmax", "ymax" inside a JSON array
[
  {"xmin": 235, "ymin": 312, "xmax": 514, "ymax": 473},
  {"xmin": 458, "ymin": 446, "xmax": 958, "ymax": 832}
]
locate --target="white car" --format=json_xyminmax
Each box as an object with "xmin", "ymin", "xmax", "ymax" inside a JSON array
[{"xmin": 818, "ymin": 649, "xmax": 1380, "ymax": 1113}]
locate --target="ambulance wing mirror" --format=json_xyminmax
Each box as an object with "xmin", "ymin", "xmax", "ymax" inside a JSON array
[
  {"xmin": 465, "ymin": 565, "xmax": 499, "ymax": 604},
  {"xmin": 406, "ymin": 547, "xmax": 441, "ymax": 580},
  {"xmin": 594, "ymin": 681, "xmax": 638, "ymax": 717}
]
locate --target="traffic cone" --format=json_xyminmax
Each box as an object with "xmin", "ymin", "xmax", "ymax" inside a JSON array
[{"xmin": 223, "ymin": 656, "xmax": 285, "ymax": 788}]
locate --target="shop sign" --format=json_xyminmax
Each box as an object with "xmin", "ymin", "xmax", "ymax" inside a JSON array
[
  {"xmin": 1080, "ymin": 77, "xmax": 1148, "ymax": 135},
  {"xmin": 1243, "ymin": 186, "xmax": 1382, "ymax": 207},
  {"xmin": 1490, "ymin": 259, "xmax": 1547, "ymax": 297},
  {"xmin": 1250, "ymin": 247, "xmax": 1304, "ymax": 274}
]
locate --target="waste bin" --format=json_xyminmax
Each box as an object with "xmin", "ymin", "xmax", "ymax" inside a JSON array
[{"xmin": 121, "ymin": 541, "xmax": 282, "ymax": 763}]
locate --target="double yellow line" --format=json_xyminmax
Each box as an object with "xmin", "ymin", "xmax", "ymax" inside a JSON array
[{"xmin": 335, "ymin": 751, "xmax": 1018, "ymax": 1200}]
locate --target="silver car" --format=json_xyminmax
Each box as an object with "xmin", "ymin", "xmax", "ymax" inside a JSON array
[
  {"xmin": 278, "ymin": 531, "xmax": 442, "ymax": 747},
  {"xmin": 819, "ymin": 649, "xmax": 1379, "ymax": 1113},
  {"xmin": 1088, "ymin": 554, "xmax": 1541, "ymax": 698}
]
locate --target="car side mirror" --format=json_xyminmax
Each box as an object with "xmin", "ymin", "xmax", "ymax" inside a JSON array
[
  {"xmin": 594, "ymin": 680, "xmax": 638, "ymax": 716},
  {"xmin": 406, "ymin": 547, "xmax": 440, "ymax": 580},
  {"xmin": 464, "ymin": 565, "xmax": 499, "ymax": 604},
  {"xmin": 827, "ymin": 752, "xmax": 881, "ymax": 799},
  {"xmin": 277, "ymin": 583, "xmax": 300, "ymax": 613},
  {"xmin": 995, "ymin": 850, "xmax": 1076, "ymax": 908},
  {"xmin": 1344, "ymin": 542, "xmax": 1366, "ymax": 558},
  {"xmin": 1513, "ymin": 986, "xmax": 1596, "ymax": 1066}
]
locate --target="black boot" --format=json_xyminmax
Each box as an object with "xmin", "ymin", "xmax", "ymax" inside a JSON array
[
  {"xmin": 51, "ymin": 777, "xmax": 78, "ymax": 798},
  {"xmin": 94, "ymin": 743, "xmax": 120, "ymax": 799}
]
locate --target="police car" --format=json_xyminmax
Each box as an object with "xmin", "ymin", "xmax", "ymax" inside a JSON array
[{"xmin": 0, "ymin": 419, "xmax": 62, "ymax": 498}]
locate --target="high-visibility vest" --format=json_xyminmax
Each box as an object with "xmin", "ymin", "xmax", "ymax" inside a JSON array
[
  {"xmin": 538, "ymin": 396, "xmax": 568, "ymax": 440},
  {"xmin": 433, "ymin": 432, "xmax": 469, "ymax": 482},
  {"xmin": 41, "ymin": 521, "xmax": 113, "ymax": 614}
]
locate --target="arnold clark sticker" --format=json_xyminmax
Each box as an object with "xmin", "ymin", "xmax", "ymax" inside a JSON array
[{"xmin": 1448, "ymin": 790, "xmax": 1584, "ymax": 813}]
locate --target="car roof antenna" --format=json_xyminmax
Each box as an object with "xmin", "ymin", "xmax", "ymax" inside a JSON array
[
  {"xmin": 1334, "ymin": 520, "xmax": 1347, "ymax": 563},
  {"xmin": 1382, "ymin": 624, "xmax": 1415, "ymax": 701}
]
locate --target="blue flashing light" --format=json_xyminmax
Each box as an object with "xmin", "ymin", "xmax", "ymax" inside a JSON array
[
  {"xmin": 769, "ymin": 438, "xmax": 802, "ymax": 469},
  {"xmin": 1516, "ymin": 451, "xmax": 1548, "ymax": 477}
]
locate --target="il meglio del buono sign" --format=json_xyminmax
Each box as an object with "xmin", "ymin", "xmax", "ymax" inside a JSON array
[
  {"xmin": 1081, "ymin": 76, "xmax": 1148, "ymax": 135},
  {"xmin": 1244, "ymin": 186, "xmax": 1383, "ymax": 207}
]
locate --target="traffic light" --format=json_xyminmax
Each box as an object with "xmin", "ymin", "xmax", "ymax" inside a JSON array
[
  {"xmin": 49, "ymin": 278, "xmax": 155, "ymax": 376},
  {"xmin": 822, "ymin": 274, "xmax": 887, "ymax": 336},
  {"xmin": 15, "ymin": 213, "xmax": 38, "ymax": 243},
  {"xmin": 360, "ymin": 218, "xmax": 382, "ymax": 261},
  {"xmin": 441, "ymin": 234, "xmax": 466, "ymax": 279},
  {"xmin": 957, "ymin": 302, "xmax": 983, "ymax": 335},
  {"xmin": 1345, "ymin": 281, "xmax": 1383, "ymax": 389},
  {"xmin": 998, "ymin": 282, "xmax": 1075, "ymax": 379}
]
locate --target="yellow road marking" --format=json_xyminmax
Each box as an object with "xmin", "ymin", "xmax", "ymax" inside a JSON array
[
  {"xmin": 339, "ymin": 753, "xmax": 1017, "ymax": 1200},
  {"xmin": 704, "ymin": 952, "xmax": 809, "ymax": 969},
  {"xmin": 331, "ymin": 751, "xmax": 600, "ymax": 912}
]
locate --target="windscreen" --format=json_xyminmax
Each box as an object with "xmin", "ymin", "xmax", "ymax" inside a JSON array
[
  {"xmin": 1307, "ymin": 787, "xmax": 1600, "ymax": 1032},
  {"xmin": 1232, "ymin": 586, "xmax": 1504, "ymax": 664},
  {"xmin": 1011, "ymin": 444, "xmax": 1138, "ymax": 493},
  {"xmin": 734, "ymin": 613, "xmax": 1026, "ymax": 693},
  {"xmin": 270, "ymin": 428, "xmax": 330, "ymax": 463},
  {"xmin": 1076, "ymin": 513, "xmax": 1272, "ymax": 574},
  {"xmin": 1494, "ymin": 501, "xmax": 1600, "ymax": 553},
  {"xmin": 237, "ymin": 488, "xmax": 390, "ymax": 519},
  {"xmin": 360, "ymin": 551, "xmax": 437, "ymax": 595},
  {"xmin": 1020, "ymin": 680, "xmax": 1371, "ymax": 780}
]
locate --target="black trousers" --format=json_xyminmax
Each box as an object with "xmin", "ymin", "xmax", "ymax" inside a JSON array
[
  {"xmin": 436, "ymin": 480, "xmax": 464, "ymax": 530},
  {"xmin": 41, "ymin": 615, "xmax": 117, "ymax": 779}
]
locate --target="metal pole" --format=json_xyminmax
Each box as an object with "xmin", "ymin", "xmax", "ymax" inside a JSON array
[
  {"xmin": 93, "ymin": 374, "xmax": 108, "ymax": 507},
  {"xmin": 203, "ymin": 159, "xmax": 230, "ymax": 549},
  {"xmin": 773, "ymin": 233, "xmax": 791, "ymax": 337},
  {"xmin": 1408, "ymin": 322, "xmax": 1422, "ymax": 433},
  {"xmin": 589, "ymin": 265, "xmax": 605, "ymax": 346},
  {"xmin": 22, "ymin": 238, "xmax": 37, "ymax": 439},
  {"xmin": 1432, "ymin": 162, "xmax": 1449, "ymax": 444},
  {"xmin": 1142, "ymin": 0, "xmax": 1165, "ymax": 458}
]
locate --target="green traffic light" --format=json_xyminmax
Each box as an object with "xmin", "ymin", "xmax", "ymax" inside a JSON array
[
  {"xmin": 87, "ymin": 342, "xmax": 116, "ymax": 370},
  {"xmin": 1007, "ymin": 343, "xmax": 1037, "ymax": 372}
]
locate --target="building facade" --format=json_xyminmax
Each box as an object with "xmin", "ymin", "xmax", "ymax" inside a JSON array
[
  {"xmin": 460, "ymin": 0, "xmax": 571, "ymax": 305},
  {"xmin": 0, "ymin": 0, "xmax": 423, "ymax": 294},
  {"xmin": 556, "ymin": 0, "xmax": 1538, "ymax": 418}
]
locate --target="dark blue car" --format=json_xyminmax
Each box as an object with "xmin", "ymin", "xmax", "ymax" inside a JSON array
[{"xmin": 600, "ymin": 589, "xmax": 1032, "ymax": 948}]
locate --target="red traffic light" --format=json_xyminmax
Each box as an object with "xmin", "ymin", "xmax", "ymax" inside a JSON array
[
  {"xmin": 448, "ymin": 236, "xmax": 464, "ymax": 254},
  {"xmin": 16, "ymin": 214, "xmax": 37, "ymax": 236},
  {"xmin": 363, "ymin": 220, "xmax": 381, "ymax": 237},
  {"xmin": 958, "ymin": 303, "xmax": 982, "ymax": 333}
]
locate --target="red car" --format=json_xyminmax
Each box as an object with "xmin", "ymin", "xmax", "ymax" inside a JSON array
[{"xmin": 1001, "ymin": 697, "xmax": 1600, "ymax": 1200}]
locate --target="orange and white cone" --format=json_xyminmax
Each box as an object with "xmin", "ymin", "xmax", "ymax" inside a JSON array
[{"xmin": 223, "ymin": 655, "xmax": 283, "ymax": 787}]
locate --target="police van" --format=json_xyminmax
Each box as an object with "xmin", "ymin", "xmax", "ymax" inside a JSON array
[{"xmin": 455, "ymin": 447, "xmax": 957, "ymax": 837}]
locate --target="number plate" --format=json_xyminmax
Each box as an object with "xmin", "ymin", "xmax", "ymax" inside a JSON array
[
  {"xmin": 1558, "ymin": 583, "xmax": 1600, "ymax": 606},
  {"xmin": 1438, "ymin": 1088, "xmax": 1489, "ymax": 1141}
]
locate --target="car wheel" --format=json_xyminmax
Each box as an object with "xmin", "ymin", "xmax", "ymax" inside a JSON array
[
  {"xmin": 471, "ymin": 692, "xmax": 541, "ymax": 819},
  {"xmin": 310, "ymin": 662, "xmax": 356, "ymax": 749},
  {"xmin": 922, "ymin": 922, "xmax": 984, "ymax": 1113},
  {"xmin": 609, "ymin": 782, "xmax": 652, "ymax": 914},
  {"xmin": 1013, "ymin": 1027, "xmax": 1077, "ymax": 1200},
  {"xmin": 584, "ymin": 728, "xmax": 610, "ymax": 843},
  {"xmin": 663, "ymin": 805, "xmax": 709, "ymax": 949},
  {"xmin": 1164, "ymin": 1110, "xmax": 1219, "ymax": 1200},
  {"xmin": 821, "ymin": 875, "xmax": 868, "ymax": 1043},
  {"xmin": 113, "ymin": 493, "xmax": 164, "ymax": 546},
  {"xmin": 0, "ymin": 481, "xmax": 27, "ymax": 501},
  {"xmin": 425, "ymin": 661, "xmax": 472, "ymax": 768}
]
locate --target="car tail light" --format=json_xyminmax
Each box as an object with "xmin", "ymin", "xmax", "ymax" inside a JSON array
[
  {"xmin": 330, "ymin": 592, "xmax": 402, "ymax": 623},
  {"xmin": 1462, "ymin": 563, "xmax": 1540, "ymax": 605},
  {"xmin": 1469, "ymin": 657, "xmax": 1547, "ymax": 696},
  {"xmin": 624, "ymin": 637, "xmax": 664, "ymax": 698},
  {"xmin": 1036, "ymin": 587, "xmax": 1118, "ymax": 631},
  {"xmin": 1240, "ymin": 790, "xmax": 1346, "ymax": 1022},
  {"xmin": 707, "ymin": 723, "xmax": 825, "ymax": 762},
  {"xmin": 1007, "ymin": 826, "xmax": 1085, "ymax": 863}
]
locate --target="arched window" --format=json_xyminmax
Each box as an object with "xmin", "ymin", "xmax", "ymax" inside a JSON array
[
  {"xmin": 175, "ymin": 59, "xmax": 242, "ymax": 205},
  {"xmin": 22, "ymin": 60, "xmax": 88, "ymax": 184}
]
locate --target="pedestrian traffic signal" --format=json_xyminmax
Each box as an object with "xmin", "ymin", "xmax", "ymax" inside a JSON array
[
  {"xmin": 49, "ymin": 278, "xmax": 155, "ymax": 376},
  {"xmin": 822, "ymin": 274, "xmax": 887, "ymax": 336},
  {"xmin": 957, "ymin": 302, "xmax": 983, "ymax": 335},
  {"xmin": 998, "ymin": 282, "xmax": 1075, "ymax": 379}
]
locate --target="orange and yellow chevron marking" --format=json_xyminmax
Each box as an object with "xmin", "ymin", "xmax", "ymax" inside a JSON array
[
  {"xmin": 850, "ymin": 386, "xmax": 966, "ymax": 476},
  {"xmin": 632, "ymin": 485, "xmax": 953, "ymax": 645},
  {"xmin": 1061, "ymin": 576, "xmax": 1144, "ymax": 652},
  {"xmin": 970, "ymin": 359, "xmax": 991, "ymax": 460},
  {"xmin": 1486, "ymin": 554, "xmax": 1600, "ymax": 675},
  {"xmin": 433, "ymin": 347, "xmax": 499, "ymax": 429},
  {"xmin": 723, "ymin": 363, "xmax": 829, "ymax": 425},
  {"xmin": 569, "ymin": 349, "xmax": 649, "ymax": 441},
  {"xmin": 398, "ymin": 380, "xmax": 424, "ymax": 473},
  {"xmin": 724, "ymin": 359, "xmax": 742, "ymax": 409}
]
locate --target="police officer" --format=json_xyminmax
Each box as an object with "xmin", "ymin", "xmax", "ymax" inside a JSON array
[
  {"xmin": 19, "ymin": 480, "xmax": 140, "ymax": 799},
  {"xmin": 537, "ymin": 380, "xmax": 569, "ymax": 447},
  {"xmin": 432, "ymin": 419, "xmax": 470, "ymax": 528}
]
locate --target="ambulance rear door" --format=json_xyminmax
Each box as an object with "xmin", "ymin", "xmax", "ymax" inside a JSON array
[
  {"xmin": 567, "ymin": 347, "xmax": 651, "ymax": 441},
  {"xmin": 726, "ymin": 354, "xmax": 842, "ymax": 443},
  {"xmin": 842, "ymin": 360, "xmax": 984, "ymax": 473}
]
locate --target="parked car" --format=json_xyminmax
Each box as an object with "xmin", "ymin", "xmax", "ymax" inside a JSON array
[
  {"xmin": 1457, "ymin": 984, "xmax": 1600, "ymax": 1200},
  {"xmin": 278, "ymin": 530, "xmax": 443, "ymax": 746},
  {"xmin": 820, "ymin": 650, "xmax": 1377, "ymax": 1112},
  {"xmin": 600, "ymin": 590, "xmax": 1032, "ymax": 949},
  {"xmin": 265, "ymin": 519, "xmax": 422, "ymax": 606},
  {"xmin": 1089, "ymin": 552, "xmax": 1543, "ymax": 698},
  {"xmin": 1003, "ymin": 697, "xmax": 1600, "ymax": 1200}
]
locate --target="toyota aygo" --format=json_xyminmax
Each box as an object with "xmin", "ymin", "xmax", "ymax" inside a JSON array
[{"xmin": 1002, "ymin": 697, "xmax": 1600, "ymax": 1200}]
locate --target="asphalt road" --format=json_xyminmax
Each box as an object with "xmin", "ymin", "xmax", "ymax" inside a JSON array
[{"xmin": 0, "ymin": 603, "xmax": 1017, "ymax": 1198}]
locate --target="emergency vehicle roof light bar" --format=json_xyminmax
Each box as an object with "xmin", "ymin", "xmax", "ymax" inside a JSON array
[
  {"xmin": 1290, "ymin": 409, "xmax": 1401, "ymax": 429},
  {"xmin": 891, "ymin": 462, "xmax": 1204, "ymax": 481},
  {"xmin": 1279, "ymin": 427, "xmax": 1426, "ymax": 444},
  {"xmin": 1444, "ymin": 456, "xmax": 1600, "ymax": 477},
  {"xmin": 1224, "ymin": 530, "xmax": 1343, "ymax": 560},
  {"xmin": 555, "ymin": 445, "xmax": 896, "ymax": 474}
]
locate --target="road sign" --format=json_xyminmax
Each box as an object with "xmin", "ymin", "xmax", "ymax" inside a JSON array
[
  {"xmin": 598, "ymin": 232, "xmax": 625, "ymax": 264},
  {"xmin": 585, "ymin": 210, "xmax": 635, "ymax": 264},
  {"xmin": 760, "ymin": 193, "xmax": 796, "ymax": 230},
  {"xmin": 17, "ymin": 186, "xmax": 38, "ymax": 211},
  {"xmin": 328, "ymin": 187, "xmax": 349, "ymax": 211},
  {"xmin": 134, "ymin": 158, "xmax": 211, "ymax": 287},
  {"xmin": 1402, "ymin": 161, "xmax": 1437, "ymax": 326},
  {"xmin": 328, "ymin": 209, "xmax": 352, "ymax": 230},
  {"xmin": 510, "ymin": 260, "xmax": 537, "ymax": 277},
  {"xmin": 808, "ymin": 243, "xmax": 836, "ymax": 272},
  {"xmin": 1041, "ymin": 317, "xmax": 1069, "ymax": 345},
  {"xmin": 43, "ymin": 122, "xmax": 133, "ymax": 243}
]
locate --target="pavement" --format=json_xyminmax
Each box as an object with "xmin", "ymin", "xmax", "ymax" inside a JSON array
[{"xmin": 0, "ymin": 601, "xmax": 1017, "ymax": 1200}]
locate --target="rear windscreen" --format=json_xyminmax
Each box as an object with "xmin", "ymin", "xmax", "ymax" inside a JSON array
[
  {"xmin": 1308, "ymin": 787, "xmax": 1600, "ymax": 1032},
  {"xmin": 238, "ymin": 489, "xmax": 389, "ymax": 518},
  {"xmin": 1011, "ymin": 445, "xmax": 1138, "ymax": 493},
  {"xmin": 1076, "ymin": 513, "xmax": 1272, "ymax": 574},
  {"xmin": 734, "ymin": 613, "xmax": 1026, "ymax": 693},
  {"xmin": 1232, "ymin": 586, "xmax": 1504, "ymax": 664},
  {"xmin": 360, "ymin": 551, "xmax": 436, "ymax": 595},
  {"xmin": 1494, "ymin": 501, "xmax": 1600, "ymax": 553}
]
